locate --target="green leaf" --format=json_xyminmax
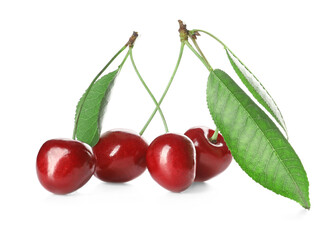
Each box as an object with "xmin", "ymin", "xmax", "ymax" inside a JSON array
[
  {"xmin": 225, "ymin": 48, "xmax": 288, "ymax": 138},
  {"xmin": 74, "ymin": 70, "xmax": 118, "ymax": 146},
  {"xmin": 207, "ymin": 69, "xmax": 310, "ymax": 209}
]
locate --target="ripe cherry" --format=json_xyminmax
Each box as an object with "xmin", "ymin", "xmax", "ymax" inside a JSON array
[
  {"xmin": 185, "ymin": 126, "xmax": 232, "ymax": 182},
  {"xmin": 92, "ymin": 129, "xmax": 148, "ymax": 182},
  {"xmin": 146, "ymin": 133, "xmax": 196, "ymax": 192},
  {"xmin": 36, "ymin": 139, "xmax": 95, "ymax": 194}
]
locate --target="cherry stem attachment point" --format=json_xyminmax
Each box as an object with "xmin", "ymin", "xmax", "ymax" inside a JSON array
[
  {"xmin": 139, "ymin": 42, "xmax": 185, "ymax": 136},
  {"xmin": 210, "ymin": 128, "xmax": 219, "ymax": 142},
  {"xmin": 73, "ymin": 44, "xmax": 128, "ymax": 140},
  {"xmin": 129, "ymin": 48, "xmax": 169, "ymax": 134}
]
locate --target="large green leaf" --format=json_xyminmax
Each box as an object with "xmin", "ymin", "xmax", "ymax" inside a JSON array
[
  {"xmin": 74, "ymin": 70, "xmax": 118, "ymax": 146},
  {"xmin": 226, "ymin": 48, "xmax": 288, "ymax": 138},
  {"xmin": 207, "ymin": 69, "xmax": 310, "ymax": 209}
]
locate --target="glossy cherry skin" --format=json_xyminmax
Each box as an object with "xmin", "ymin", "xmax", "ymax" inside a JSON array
[
  {"xmin": 36, "ymin": 139, "xmax": 95, "ymax": 194},
  {"xmin": 146, "ymin": 133, "xmax": 196, "ymax": 192},
  {"xmin": 185, "ymin": 126, "xmax": 232, "ymax": 182},
  {"xmin": 92, "ymin": 129, "xmax": 148, "ymax": 182}
]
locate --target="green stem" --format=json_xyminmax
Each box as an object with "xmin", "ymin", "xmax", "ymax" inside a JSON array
[
  {"xmin": 117, "ymin": 49, "xmax": 130, "ymax": 71},
  {"xmin": 191, "ymin": 29, "xmax": 246, "ymax": 68},
  {"xmin": 191, "ymin": 29, "xmax": 251, "ymax": 72},
  {"xmin": 190, "ymin": 37, "xmax": 212, "ymax": 70},
  {"xmin": 192, "ymin": 29, "xmax": 264, "ymax": 94},
  {"xmin": 190, "ymin": 29, "xmax": 244, "ymax": 66},
  {"xmin": 129, "ymin": 48, "xmax": 169, "ymax": 134},
  {"xmin": 184, "ymin": 41, "xmax": 212, "ymax": 71},
  {"xmin": 191, "ymin": 29, "xmax": 228, "ymax": 49},
  {"xmin": 139, "ymin": 42, "xmax": 185, "ymax": 135},
  {"xmin": 73, "ymin": 45, "xmax": 127, "ymax": 139},
  {"xmin": 210, "ymin": 128, "xmax": 219, "ymax": 142},
  {"xmin": 186, "ymin": 34, "xmax": 222, "ymax": 141}
]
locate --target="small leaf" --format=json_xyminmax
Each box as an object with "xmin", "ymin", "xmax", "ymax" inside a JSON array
[
  {"xmin": 226, "ymin": 48, "xmax": 288, "ymax": 138},
  {"xmin": 207, "ymin": 69, "xmax": 310, "ymax": 208},
  {"xmin": 74, "ymin": 70, "xmax": 118, "ymax": 146}
]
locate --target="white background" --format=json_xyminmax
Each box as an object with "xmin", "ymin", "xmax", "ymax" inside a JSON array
[{"xmin": 1, "ymin": 0, "xmax": 334, "ymax": 239}]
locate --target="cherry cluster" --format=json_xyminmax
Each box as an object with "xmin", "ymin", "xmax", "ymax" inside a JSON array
[
  {"xmin": 34, "ymin": 20, "xmax": 311, "ymax": 209},
  {"xmin": 36, "ymin": 22, "xmax": 233, "ymax": 194},
  {"xmin": 36, "ymin": 126, "xmax": 232, "ymax": 194}
]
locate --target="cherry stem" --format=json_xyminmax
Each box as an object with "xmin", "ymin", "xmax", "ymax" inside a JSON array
[
  {"xmin": 184, "ymin": 42, "xmax": 219, "ymax": 141},
  {"xmin": 139, "ymin": 42, "xmax": 185, "ymax": 136},
  {"xmin": 189, "ymin": 29, "xmax": 246, "ymax": 68},
  {"xmin": 73, "ymin": 44, "xmax": 128, "ymax": 140},
  {"xmin": 178, "ymin": 24, "xmax": 228, "ymax": 142},
  {"xmin": 129, "ymin": 48, "xmax": 169, "ymax": 134},
  {"xmin": 190, "ymin": 37, "xmax": 212, "ymax": 70},
  {"xmin": 180, "ymin": 27, "xmax": 223, "ymax": 141},
  {"xmin": 210, "ymin": 128, "xmax": 220, "ymax": 142},
  {"xmin": 189, "ymin": 37, "xmax": 219, "ymax": 141},
  {"xmin": 184, "ymin": 41, "xmax": 212, "ymax": 71},
  {"xmin": 190, "ymin": 29, "xmax": 256, "ymax": 79},
  {"xmin": 190, "ymin": 29, "xmax": 228, "ymax": 49},
  {"xmin": 117, "ymin": 49, "xmax": 130, "ymax": 71}
]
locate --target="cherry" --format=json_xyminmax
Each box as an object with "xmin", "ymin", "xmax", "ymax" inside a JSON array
[
  {"xmin": 146, "ymin": 133, "xmax": 196, "ymax": 192},
  {"xmin": 92, "ymin": 129, "xmax": 148, "ymax": 182},
  {"xmin": 36, "ymin": 139, "xmax": 95, "ymax": 194},
  {"xmin": 185, "ymin": 126, "xmax": 232, "ymax": 182}
]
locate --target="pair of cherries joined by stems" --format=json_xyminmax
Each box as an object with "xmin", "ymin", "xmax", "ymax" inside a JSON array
[
  {"xmin": 36, "ymin": 21, "xmax": 232, "ymax": 194},
  {"xmin": 36, "ymin": 127, "xmax": 232, "ymax": 194},
  {"xmin": 148, "ymin": 127, "xmax": 231, "ymax": 192}
]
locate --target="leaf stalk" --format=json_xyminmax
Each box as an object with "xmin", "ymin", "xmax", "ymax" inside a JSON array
[
  {"xmin": 184, "ymin": 41, "xmax": 212, "ymax": 71},
  {"xmin": 190, "ymin": 36, "xmax": 212, "ymax": 70}
]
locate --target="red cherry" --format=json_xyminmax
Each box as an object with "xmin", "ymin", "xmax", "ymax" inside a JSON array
[
  {"xmin": 92, "ymin": 129, "xmax": 148, "ymax": 182},
  {"xmin": 36, "ymin": 139, "xmax": 95, "ymax": 194},
  {"xmin": 185, "ymin": 126, "xmax": 232, "ymax": 182},
  {"xmin": 146, "ymin": 133, "xmax": 196, "ymax": 192}
]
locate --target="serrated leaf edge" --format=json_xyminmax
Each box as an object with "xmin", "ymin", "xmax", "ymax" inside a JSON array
[
  {"xmin": 207, "ymin": 69, "xmax": 310, "ymax": 209},
  {"xmin": 75, "ymin": 70, "xmax": 118, "ymax": 146},
  {"xmin": 225, "ymin": 48, "xmax": 288, "ymax": 139}
]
